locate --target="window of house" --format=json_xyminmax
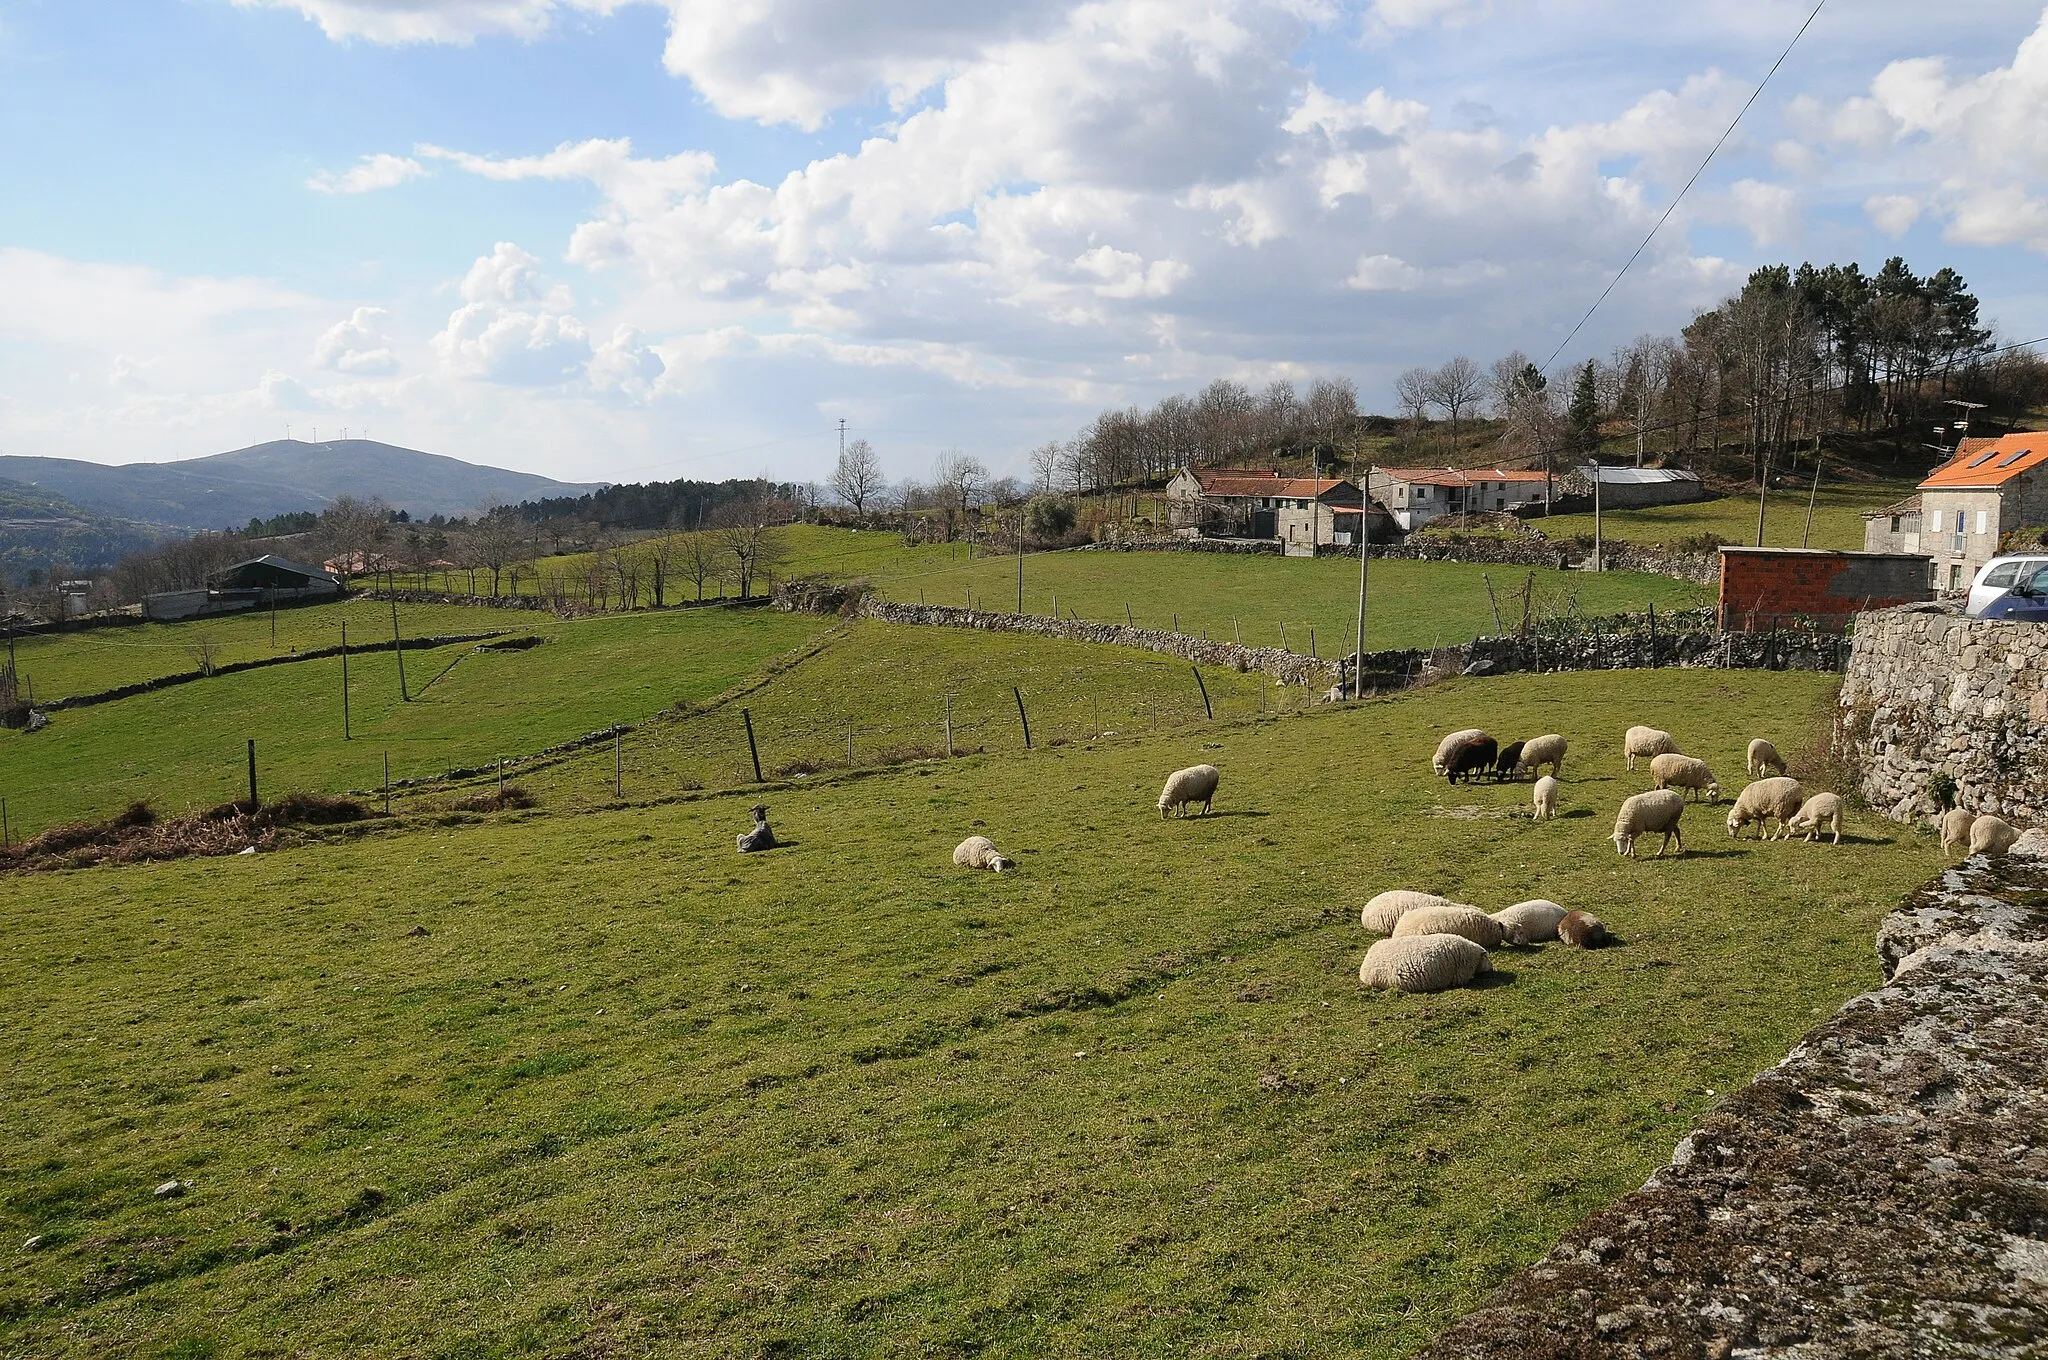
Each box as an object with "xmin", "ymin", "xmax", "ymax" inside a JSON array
[
  {"xmin": 1889, "ymin": 516, "xmax": 1901, "ymax": 533},
  {"xmin": 1950, "ymin": 564, "xmax": 1963, "ymax": 589},
  {"xmin": 1976, "ymin": 510, "xmax": 1989, "ymax": 535}
]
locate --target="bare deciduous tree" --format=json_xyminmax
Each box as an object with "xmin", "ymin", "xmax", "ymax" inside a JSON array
[
  {"xmin": 1427, "ymin": 356, "xmax": 1482, "ymax": 445},
  {"xmin": 830, "ymin": 438, "xmax": 887, "ymax": 517},
  {"xmin": 316, "ymin": 496, "xmax": 391, "ymax": 586},
  {"xmin": 462, "ymin": 507, "xmax": 527, "ymax": 597}
]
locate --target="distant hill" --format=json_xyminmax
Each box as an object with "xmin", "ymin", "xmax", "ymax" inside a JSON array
[
  {"xmin": 0, "ymin": 440, "xmax": 602, "ymax": 532},
  {"xmin": 0, "ymin": 478, "xmax": 172, "ymax": 581}
]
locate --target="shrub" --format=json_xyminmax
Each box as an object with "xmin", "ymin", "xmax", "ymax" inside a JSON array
[
  {"xmin": 1025, "ymin": 496, "xmax": 1077, "ymax": 543},
  {"xmin": 448, "ymin": 786, "xmax": 538, "ymax": 813}
]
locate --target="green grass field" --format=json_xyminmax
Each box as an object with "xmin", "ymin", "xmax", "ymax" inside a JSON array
[
  {"xmin": 864, "ymin": 551, "xmax": 1708, "ymax": 652},
  {"xmin": 0, "ymin": 664, "xmax": 1942, "ymax": 1357},
  {"xmin": 0, "ymin": 607, "xmax": 831, "ymax": 834},
  {"xmin": 1536, "ymin": 481, "xmax": 1915, "ymax": 553},
  {"xmin": 10, "ymin": 599, "xmax": 524, "ymax": 704}
]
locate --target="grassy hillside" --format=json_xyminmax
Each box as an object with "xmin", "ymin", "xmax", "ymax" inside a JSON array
[
  {"xmin": 0, "ymin": 607, "xmax": 831, "ymax": 833},
  {"xmin": 11, "ymin": 599, "xmax": 527, "ymax": 703},
  {"xmin": 0, "ymin": 666, "xmax": 1941, "ymax": 1357},
  {"xmin": 1536, "ymin": 480, "xmax": 1915, "ymax": 553}
]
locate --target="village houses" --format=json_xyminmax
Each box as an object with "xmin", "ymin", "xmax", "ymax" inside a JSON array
[
  {"xmin": 1862, "ymin": 432, "xmax": 2048, "ymax": 590},
  {"xmin": 1366, "ymin": 467, "xmax": 1553, "ymax": 531},
  {"xmin": 1162, "ymin": 467, "xmax": 1392, "ymax": 554}
]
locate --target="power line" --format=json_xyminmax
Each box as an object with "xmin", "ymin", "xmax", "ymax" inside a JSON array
[{"xmin": 1540, "ymin": 0, "xmax": 1829, "ymax": 376}]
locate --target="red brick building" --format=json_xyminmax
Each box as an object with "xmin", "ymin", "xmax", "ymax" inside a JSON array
[{"xmin": 1718, "ymin": 547, "xmax": 1932, "ymax": 633}]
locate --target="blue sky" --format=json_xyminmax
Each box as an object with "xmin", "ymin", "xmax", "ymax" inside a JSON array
[{"xmin": 3, "ymin": 0, "xmax": 2046, "ymax": 491}]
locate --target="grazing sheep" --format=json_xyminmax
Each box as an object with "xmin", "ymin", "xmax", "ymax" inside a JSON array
[
  {"xmin": 1492, "ymin": 899, "xmax": 1568, "ymax": 945},
  {"xmin": 1786, "ymin": 792, "xmax": 1845, "ymax": 845},
  {"xmin": 736, "ymin": 804, "xmax": 777, "ymax": 853},
  {"xmin": 1445, "ymin": 734, "xmax": 1499, "ymax": 784},
  {"xmin": 1432, "ymin": 728, "xmax": 1488, "ymax": 776},
  {"xmin": 1940, "ymin": 807, "xmax": 1978, "ymax": 859},
  {"xmin": 1557, "ymin": 910, "xmax": 1611, "ymax": 949},
  {"xmin": 1359, "ymin": 934, "xmax": 1494, "ymax": 993},
  {"xmin": 1517, "ymin": 734, "xmax": 1567, "ymax": 779},
  {"xmin": 1532, "ymin": 775, "xmax": 1560, "ymax": 821},
  {"xmin": 1969, "ymin": 815, "xmax": 2022, "ymax": 858},
  {"xmin": 1490, "ymin": 740, "xmax": 1527, "ymax": 782},
  {"xmin": 1725, "ymin": 777, "xmax": 1805, "ymax": 840},
  {"xmin": 1649, "ymin": 753, "xmax": 1721, "ymax": 803},
  {"xmin": 1157, "ymin": 764, "xmax": 1221, "ymax": 818},
  {"xmin": 1612, "ymin": 789, "xmax": 1686, "ymax": 858},
  {"xmin": 1392, "ymin": 903, "xmax": 1505, "ymax": 949},
  {"xmin": 952, "ymin": 835, "xmax": 1016, "ymax": 872},
  {"xmin": 1361, "ymin": 890, "xmax": 1453, "ymax": 934},
  {"xmin": 1747, "ymin": 738, "xmax": 1787, "ymax": 778},
  {"xmin": 1623, "ymin": 726, "xmax": 1680, "ymax": 771}
]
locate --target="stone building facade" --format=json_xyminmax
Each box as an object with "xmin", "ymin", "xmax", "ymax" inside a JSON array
[
  {"xmin": 1841, "ymin": 601, "xmax": 2048, "ymax": 824},
  {"xmin": 1914, "ymin": 433, "xmax": 2048, "ymax": 593}
]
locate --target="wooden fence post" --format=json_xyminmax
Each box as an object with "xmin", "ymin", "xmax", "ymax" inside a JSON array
[
  {"xmin": 1013, "ymin": 687, "xmax": 1032, "ymax": 750},
  {"xmin": 742, "ymin": 709, "xmax": 764, "ymax": 782},
  {"xmin": 944, "ymin": 695, "xmax": 954, "ymax": 757},
  {"xmin": 247, "ymin": 738, "xmax": 258, "ymax": 810},
  {"xmin": 1192, "ymin": 667, "xmax": 1213, "ymax": 720}
]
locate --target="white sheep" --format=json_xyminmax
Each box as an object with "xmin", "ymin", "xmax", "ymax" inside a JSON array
[
  {"xmin": 1623, "ymin": 725, "xmax": 1679, "ymax": 771},
  {"xmin": 1786, "ymin": 792, "xmax": 1845, "ymax": 845},
  {"xmin": 1516, "ymin": 734, "xmax": 1567, "ymax": 779},
  {"xmin": 1360, "ymin": 890, "xmax": 1454, "ymax": 934},
  {"xmin": 1747, "ymin": 738, "xmax": 1787, "ymax": 778},
  {"xmin": 1612, "ymin": 789, "xmax": 1686, "ymax": 858},
  {"xmin": 1531, "ymin": 775, "xmax": 1560, "ymax": 821},
  {"xmin": 1358, "ymin": 934, "xmax": 1494, "ymax": 993},
  {"xmin": 952, "ymin": 835, "xmax": 1016, "ymax": 872},
  {"xmin": 1156, "ymin": 764, "xmax": 1220, "ymax": 818},
  {"xmin": 1392, "ymin": 903, "xmax": 1505, "ymax": 950},
  {"xmin": 1432, "ymin": 728, "xmax": 1488, "ymax": 776},
  {"xmin": 1940, "ymin": 807, "xmax": 1977, "ymax": 859},
  {"xmin": 1649, "ymin": 752, "xmax": 1721, "ymax": 803},
  {"xmin": 1969, "ymin": 815, "xmax": 2022, "ymax": 858},
  {"xmin": 1725, "ymin": 777, "xmax": 1805, "ymax": 840},
  {"xmin": 1491, "ymin": 899, "xmax": 1567, "ymax": 945}
]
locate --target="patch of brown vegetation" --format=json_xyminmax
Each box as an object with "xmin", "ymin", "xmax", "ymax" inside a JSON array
[
  {"xmin": 2, "ymin": 793, "xmax": 370, "ymax": 873},
  {"xmin": 447, "ymin": 785, "xmax": 538, "ymax": 813}
]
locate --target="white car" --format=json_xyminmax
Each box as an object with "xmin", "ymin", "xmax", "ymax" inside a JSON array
[{"xmin": 1966, "ymin": 555, "xmax": 2048, "ymax": 616}]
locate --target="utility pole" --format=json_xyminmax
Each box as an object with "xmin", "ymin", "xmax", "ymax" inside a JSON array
[
  {"xmin": 1592, "ymin": 459, "xmax": 1603, "ymax": 572},
  {"xmin": 1016, "ymin": 511, "xmax": 1025, "ymax": 614},
  {"xmin": 1802, "ymin": 437, "xmax": 1824, "ymax": 548},
  {"xmin": 1354, "ymin": 456, "xmax": 1370, "ymax": 699},
  {"xmin": 837, "ymin": 417, "xmax": 846, "ymax": 462},
  {"xmin": 1755, "ymin": 450, "xmax": 1772, "ymax": 547}
]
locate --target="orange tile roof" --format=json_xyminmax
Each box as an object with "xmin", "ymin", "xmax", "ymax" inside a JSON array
[
  {"xmin": 1375, "ymin": 467, "xmax": 1549, "ymax": 487},
  {"xmin": 1918, "ymin": 433, "xmax": 2048, "ymax": 490}
]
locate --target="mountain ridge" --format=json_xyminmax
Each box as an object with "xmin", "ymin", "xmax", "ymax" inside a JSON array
[{"xmin": 0, "ymin": 440, "xmax": 603, "ymax": 532}]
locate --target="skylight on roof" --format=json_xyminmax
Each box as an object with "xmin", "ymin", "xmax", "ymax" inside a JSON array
[
  {"xmin": 1968, "ymin": 450, "xmax": 2002, "ymax": 467},
  {"xmin": 1997, "ymin": 448, "xmax": 2033, "ymax": 468}
]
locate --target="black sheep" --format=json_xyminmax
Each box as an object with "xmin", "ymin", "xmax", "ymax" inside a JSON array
[
  {"xmin": 1445, "ymin": 735, "xmax": 1498, "ymax": 784},
  {"xmin": 1490, "ymin": 740, "xmax": 1527, "ymax": 782}
]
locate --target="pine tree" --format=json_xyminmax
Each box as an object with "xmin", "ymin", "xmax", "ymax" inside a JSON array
[{"xmin": 1567, "ymin": 362, "xmax": 1601, "ymax": 455}]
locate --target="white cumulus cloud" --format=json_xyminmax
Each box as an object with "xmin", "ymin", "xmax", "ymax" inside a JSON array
[
  {"xmin": 307, "ymin": 153, "xmax": 428, "ymax": 194},
  {"xmin": 314, "ymin": 306, "xmax": 403, "ymax": 374}
]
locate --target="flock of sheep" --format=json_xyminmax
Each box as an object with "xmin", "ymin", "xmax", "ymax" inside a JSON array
[{"xmin": 943, "ymin": 728, "xmax": 2030, "ymax": 999}]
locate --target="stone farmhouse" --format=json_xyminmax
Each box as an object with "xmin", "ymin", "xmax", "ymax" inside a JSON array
[
  {"xmin": 1366, "ymin": 467, "xmax": 1553, "ymax": 531},
  {"xmin": 1864, "ymin": 433, "xmax": 2048, "ymax": 591},
  {"xmin": 1162, "ymin": 467, "xmax": 1393, "ymax": 554}
]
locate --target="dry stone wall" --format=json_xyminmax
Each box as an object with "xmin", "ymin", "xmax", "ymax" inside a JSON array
[{"xmin": 1842, "ymin": 602, "xmax": 2048, "ymax": 824}]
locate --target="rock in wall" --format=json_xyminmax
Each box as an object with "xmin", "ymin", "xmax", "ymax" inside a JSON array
[{"xmin": 1842, "ymin": 602, "xmax": 2048, "ymax": 824}]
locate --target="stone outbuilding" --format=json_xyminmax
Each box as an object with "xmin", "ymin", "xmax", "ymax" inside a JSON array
[
  {"xmin": 1367, "ymin": 467, "xmax": 1554, "ymax": 530},
  {"xmin": 1162, "ymin": 467, "xmax": 1393, "ymax": 551},
  {"xmin": 1860, "ymin": 492, "xmax": 1923, "ymax": 555}
]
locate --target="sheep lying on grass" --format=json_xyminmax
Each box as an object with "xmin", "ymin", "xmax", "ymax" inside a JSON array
[
  {"xmin": 1786, "ymin": 792, "xmax": 1845, "ymax": 844},
  {"xmin": 1612, "ymin": 789, "xmax": 1685, "ymax": 858},
  {"xmin": 1624, "ymin": 726, "xmax": 1679, "ymax": 771},
  {"xmin": 1940, "ymin": 807, "xmax": 1978, "ymax": 859},
  {"xmin": 1392, "ymin": 903, "xmax": 1505, "ymax": 949},
  {"xmin": 1532, "ymin": 775, "xmax": 1559, "ymax": 821},
  {"xmin": 1650, "ymin": 753, "xmax": 1721, "ymax": 803},
  {"xmin": 1516, "ymin": 734, "xmax": 1567, "ymax": 779},
  {"xmin": 1432, "ymin": 729, "xmax": 1488, "ymax": 776},
  {"xmin": 1360, "ymin": 890, "xmax": 1453, "ymax": 934},
  {"xmin": 1726, "ymin": 777, "xmax": 1805, "ymax": 840},
  {"xmin": 952, "ymin": 836, "xmax": 1016, "ymax": 872},
  {"xmin": 1747, "ymin": 738, "xmax": 1787, "ymax": 777},
  {"xmin": 1444, "ymin": 734, "xmax": 1499, "ymax": 784},
  {"xmin": 1492, "ymin": 899, "xmax": 1568, "ymax": 945},
  {"xmin": 1558, "ymin": 910, "xmax": 1611, "ymax": 949},
  {"xmin": 1970, "ymin": 815, "xmax": 2022, "ymax": 858},
  {"xmin": 736, "ymin": 804, "xmax": 777, "ymax": 853},
  {"xmin": 1359, "ymin": 934, "xmax": 1493, "ymax": 993},
  {"xmin": 1157, "ymin": 764, "xmax": 1221, "ymax": 818}
]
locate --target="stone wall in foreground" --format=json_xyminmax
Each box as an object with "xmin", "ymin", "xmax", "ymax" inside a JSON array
[
  {"xmin": 1841, "ymin": 602, "xmax": 2048, "ymax": 824},
  {"xmin": 1421, "ymin": 831, "xmax": 2048, "ymax": 1360}
]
